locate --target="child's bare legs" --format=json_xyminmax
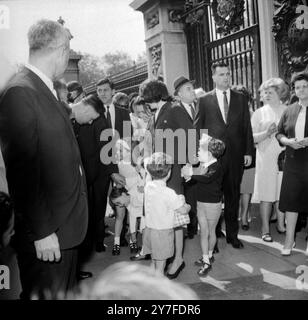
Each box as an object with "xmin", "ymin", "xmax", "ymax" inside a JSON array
[
  {"xmin": 208, "ymin": 211, "xmax": 221, "ymax": 256},
  {"xmin": 114, "ymin": 206, "xmax": 126, "ymax": 245},
  {"xmin": 153, "ymin": 259, "xmax": 166, "ymax": 275},
  {"xmin": 128, "ymin": 212, "xmax": 137, "ymax": 243},
  {"xmin": 197, "ymin": 210, "xmax": 209, "ymax": 260}
]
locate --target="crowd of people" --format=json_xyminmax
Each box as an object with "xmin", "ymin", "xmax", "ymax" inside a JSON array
[{"xmin": 1, "ymin": 19, "xmax": 308, "ymax": 300}]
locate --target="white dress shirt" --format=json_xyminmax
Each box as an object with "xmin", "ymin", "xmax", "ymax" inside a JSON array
[
  {"xmin": 216, "ymin": 88, "xmax": 231, "ymax": 123},
  {"xmin": 154, "ymin": 105, "xmax": 163, "ymax": 123},
  {"xmin": 295, "ymin": 104, "xmax": 307, "ymax": 141},
  {"xmin": 25, "ymin": 63, "xmax": 58, "ymax": 99}
]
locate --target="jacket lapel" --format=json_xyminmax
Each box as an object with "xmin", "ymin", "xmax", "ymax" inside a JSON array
[
  {"xmin": 227, "ymin": 90, "xmax": 238, "ymax": 125},
  {"xmin": 289, "ymin": 103, "xmax": 302, "ymax": 138},
  {"xmin": 179, "ymin": 102, "xmax": 194, "ymax": 123},
  {"xmin": 155, "ymin": 102, "xmax": 169, "ymax": 127},
  {"xmin": 211, "ymin": 90, "xmax": 226, "ymax": 126}
]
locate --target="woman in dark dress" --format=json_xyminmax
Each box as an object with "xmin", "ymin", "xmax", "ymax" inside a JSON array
[{"xmin": 276, "ymin": 73, "xmax": 308, "ymax": 256}]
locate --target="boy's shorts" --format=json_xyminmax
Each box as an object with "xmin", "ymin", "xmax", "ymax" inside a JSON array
[{"xmin": 142, "ymin": 227, "xmax": 174, "ymax": 260}]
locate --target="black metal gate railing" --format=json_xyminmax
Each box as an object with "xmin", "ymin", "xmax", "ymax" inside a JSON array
[{"xmin": 185, "ymin": 0, "xmax": 261, "ymax": 107}]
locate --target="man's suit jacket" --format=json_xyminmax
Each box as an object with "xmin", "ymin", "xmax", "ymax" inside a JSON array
[
  {"xmin": 75, "ymin": 103, "xmax": 131, "ymax": 182},
  {"xmin": 194, "ymin": 89, "xmax": 254, "ymax": 169},
  {"xmin": 146, "ymin": 101, "xmax": 185, "ymax": 194},
  {"xmin": 166, "ymin": 101, "xmax": 196, "ymax": 164},
  {"xmin": 0, "ymin": 68, "xmax": 88, "ymax": 251}
]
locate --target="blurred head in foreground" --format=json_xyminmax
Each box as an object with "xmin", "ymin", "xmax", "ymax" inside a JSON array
[{"xmin": 77, "ymin": 262, "xmax": 199, "ymax": 300}]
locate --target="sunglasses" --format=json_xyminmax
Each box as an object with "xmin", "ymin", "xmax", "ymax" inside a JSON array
[{"xmin": 115, "ymin": 102, "xmax": 129, "ymax": 108}]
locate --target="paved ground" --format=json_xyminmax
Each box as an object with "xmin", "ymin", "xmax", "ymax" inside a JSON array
[
  {"xmin": 1, "ymin": 204, "xmax": 308, "ymax": 300},
  {"xmin": 83, "ymin": 204, "xmax": 308, "ymax": 300}
]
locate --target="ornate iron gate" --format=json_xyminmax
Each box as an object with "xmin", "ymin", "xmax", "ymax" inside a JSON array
[{"xmin": 184, "ymin": 0, "xmax": 261, "ymax": 105}]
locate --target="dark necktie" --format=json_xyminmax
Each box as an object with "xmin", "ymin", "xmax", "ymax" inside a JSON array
[
  {"xmin": 223, "ymin": 91, "xmax": 229, "ymax": 123},
  {"xmin": 189, "ymin": 103, "xmax": 196, "ymax": 120},
  {"xmin": 106, "ymin": 105, "xmax": 112, "ymax": 129}
]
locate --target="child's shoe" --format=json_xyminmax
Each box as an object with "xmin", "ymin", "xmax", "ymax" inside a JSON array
[
  {"xmin": 112, "ymin": 244, "xmax": 120, "ymax": 255},
  {"xmin": 197, "ymin": 262, "xmax": 212, "ymax": 277},
  {"xmin": 195, "ymin": 256, "xmax": 215, "ymax": 267},
  {"xmin": 129, "ymin": 242, "xmax": 138, "ymax": 254}
]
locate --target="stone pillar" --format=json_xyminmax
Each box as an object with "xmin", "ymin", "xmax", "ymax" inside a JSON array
[
  {"xmin": 130, "ymin": 0, "xmax": 189, "ymax": 93},
  {"xmin": 64, "ymin": 52, "xmax": 82, "ymax": 83},
  {"xmin": 258, "ymin": 0, "xmax": 279, "ymax": 81}
]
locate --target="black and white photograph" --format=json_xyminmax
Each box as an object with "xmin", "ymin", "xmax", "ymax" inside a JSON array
[{"xmin": 0, "ymin": 0, "xmax": 308, "ymax": 303}]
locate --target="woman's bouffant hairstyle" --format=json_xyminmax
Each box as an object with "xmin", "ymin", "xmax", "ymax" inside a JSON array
[
  {"xmin": 139, "ymin": 79, "xmax": 171, "ymax": 103},
  {"xmin": 82, "ymin": 94, "xmax": 104, "ymax": 114},
  {"xmin": 200, "ymin": 138, "xmax": 225, "ymax": 159},
  {"xmin": 259, "ymin": 78, "xmax": 290, "ymax": 103},
  {"xmin": 291, "ymin": 72, "xmax": 308, "ymax": 88}
]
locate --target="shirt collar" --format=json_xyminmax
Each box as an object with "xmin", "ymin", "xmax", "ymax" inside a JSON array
[
  {"xmin": 201, "ymin": 158, "xmax": 217, "ymax": 169},
  {"xmin": 182, "ymin": 101, "xmax": 194, "ymax": 108},
  {"xmin": 216, "ymin": 88, "xmax": 230, "ymax": 95},
  {"xmin": 150, "ymin": 179, "xmax": 167, "ymax": 187},
  {"xmin": 105, "ymin": 103, "xmax": 114, "ymax": 111},
  {"xmin": 25, "ymin": 63, "xmax": 54, "ymax": 94}
]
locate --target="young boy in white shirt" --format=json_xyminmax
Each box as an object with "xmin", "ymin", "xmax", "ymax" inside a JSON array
[{"xmin": 143, "ymin": 152, "xmax": 190, "ymax": 275}]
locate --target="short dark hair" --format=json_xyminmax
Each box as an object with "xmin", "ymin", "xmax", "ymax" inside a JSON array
[
  {"xmin": 146, "ymin": 152, "xmax": 172, "ymax": 180},
  {"xmin": 0, "ymin": 192, "xmax": 13, "ymax": 240},
  {"xmin": 139, "ymin": 79, "xmax": 170, "ymax": 103},
  {"xmin": 82, "ymin": 94, "xmax": 104, "ymax": 114},
  {"xmin": 200, "ymin": 138, "xmax": 225, "ymax": 159},
  {"xmin": 96, "ymin": 78, "xmax": 115, "ymax": 90},
  {"xmin": 291, "ymin": 73, "xmax": 308, "ymax": 88},
  {"xmin": 211, "ymin": 62, "xmax": 229, "ymax": 74},
  {"xmin": 67, "ymin": 81, "xmax": 83, "ymax": 94}
]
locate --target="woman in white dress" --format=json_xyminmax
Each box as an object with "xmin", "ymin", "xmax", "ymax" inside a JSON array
[{"xmin": 251, "ymin": 78, "xmax": 290, "ymax": 242}]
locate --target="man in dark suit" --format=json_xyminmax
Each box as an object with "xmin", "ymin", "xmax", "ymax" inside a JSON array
[
  {"xmin": 95, "ymin": 78, "xmax": 131, "ymax": 254},
  {"xmin": 171, "ymin": 76, "xmax": 198, "ymax": 241},
  {"xmin": 194, "ymin": 62, "xmax": 254, "ymax": 249},
  {"xmin": 0, "ymin": 20, "xmax": 88, "ymax": 299}
]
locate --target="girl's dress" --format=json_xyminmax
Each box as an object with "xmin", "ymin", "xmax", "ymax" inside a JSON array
[
  {"xmin": 251, "ymin": 104, "xmax": 286, "ymax": 202},
  {"xmin": 118, "ymin": 160, "xmax": 145, "ymax": 233}
]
